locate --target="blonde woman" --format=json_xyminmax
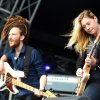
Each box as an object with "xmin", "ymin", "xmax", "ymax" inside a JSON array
[{"xmin": 67, "ymin": 10, "xmax": 100, "ymax": 100}]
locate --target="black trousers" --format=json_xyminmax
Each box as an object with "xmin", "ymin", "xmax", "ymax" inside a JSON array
[
  {"xmin": 13, "ymin": 93, "xmax": 42, "ymax": 100},
  {"xmin": 83, "ymin": 79, "xmax": 100, "ymax": 100}
]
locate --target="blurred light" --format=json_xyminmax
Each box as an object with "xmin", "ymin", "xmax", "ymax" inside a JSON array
[{"xmin": 44, "ymin": 64, "xmax": 51, "ymax": 71}]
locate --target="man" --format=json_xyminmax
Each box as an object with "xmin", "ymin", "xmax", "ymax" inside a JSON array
[{"xmin": 0, "ymin": 16, "xmax": 47, "ymax": 100}]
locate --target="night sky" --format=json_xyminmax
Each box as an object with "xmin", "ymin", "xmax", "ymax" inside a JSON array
[{"xmin": 28, "ymin": 0, "xmax": 99, "ymax": 74}]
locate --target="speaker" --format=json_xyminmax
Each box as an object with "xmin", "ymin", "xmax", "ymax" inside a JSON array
[
  {"xmin": 43, "ymin": 96, "xmax": 91, "ymax": 100},
  {"xmin": 45, "ymin": 74, "xmax": 78, "ymax": 93}
]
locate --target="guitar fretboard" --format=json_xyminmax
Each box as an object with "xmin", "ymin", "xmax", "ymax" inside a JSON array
[
  {"xmin": 12, "ymin": 78, "xmax": 48, "ymax": 97},
  {"xmin": 12, "ymin": 79, "xmax": 34, "ymax": 92}
]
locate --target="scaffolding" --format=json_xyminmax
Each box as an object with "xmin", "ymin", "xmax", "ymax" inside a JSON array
[
  {"xmin": 0, "ymin": 0, "xmax": 42, "ymax": 100},
  {"xmin": 0, "ymin": 0, "xmax": 42, "ymax": 31}
]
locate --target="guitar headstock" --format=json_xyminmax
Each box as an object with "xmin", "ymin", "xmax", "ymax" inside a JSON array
[{"xmin": 45, "ymin": 90, "xmax": 56, "ymax": 98}]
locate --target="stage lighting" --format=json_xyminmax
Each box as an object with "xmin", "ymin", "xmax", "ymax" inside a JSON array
[{"xmin": 44, "ymin": 64, "xmax": 51, "ymax": 71}]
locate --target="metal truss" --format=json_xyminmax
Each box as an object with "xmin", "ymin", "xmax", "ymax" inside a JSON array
[
  {"xmin": 54, "ymin": 55, "xmax": 76, "ymax": 75},
  {"xmin": 0, "ymin": 0, "xmax": 42, "ymax": 30}
]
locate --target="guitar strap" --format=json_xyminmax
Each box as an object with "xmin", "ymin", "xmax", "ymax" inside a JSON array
[{"xmin": 23, "ymin": 46, "xmax": 33, "ymax": 78}]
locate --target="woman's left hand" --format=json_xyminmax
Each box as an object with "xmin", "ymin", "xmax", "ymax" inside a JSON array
[{"xmin": 85, "ymin": 54, "xmax": 97, "ymax": 68}]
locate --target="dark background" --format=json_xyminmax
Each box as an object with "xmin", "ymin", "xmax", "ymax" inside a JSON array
[{"xmin": 25, "ymin": 0, "xmax": 100, "ymax": 74}]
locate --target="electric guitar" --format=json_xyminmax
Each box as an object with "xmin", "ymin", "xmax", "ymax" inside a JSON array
[
  {"xmin": 76, "ymin": 35, "xmax": 100, "ymax": 96},
  {"xmin": 0, "ymin": 62, "xmax": 56, "ymax": 98}
]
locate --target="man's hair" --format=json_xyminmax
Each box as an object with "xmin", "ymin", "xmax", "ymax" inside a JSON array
[{"xmin": 1, "ymin": 15, "xmax": 30, "ymax": 43}]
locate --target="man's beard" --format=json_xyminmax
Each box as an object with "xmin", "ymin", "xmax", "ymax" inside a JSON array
[{"xmin": 9, "ymin": 41, "xmax": 20, "ymax": 48}]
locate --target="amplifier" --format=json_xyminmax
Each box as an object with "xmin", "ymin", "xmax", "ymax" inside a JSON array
[
  {"xmin": 45, "ymin": 74, "xmax": 78, "ymax": 93},
  {"xmin": 43, "ymin": 96, "xmax": 90, "ymax": 100}
]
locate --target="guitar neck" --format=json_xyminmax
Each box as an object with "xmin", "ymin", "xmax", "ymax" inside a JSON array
[
  {"xmin": 12, "ymin": 78, "xmax": 47, "ymax": 97},
  {"xmin": 12, "ymin": 79, "xmax": 35, "ymax": 92},
  {"xmin": 84, "ymin": 35, "xmax": 100, "ymax": 69}
]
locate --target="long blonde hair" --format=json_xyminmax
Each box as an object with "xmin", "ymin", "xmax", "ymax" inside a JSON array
[{"xmin": 66, "ymin": 10, "xmax": 96, "ymax": 55}]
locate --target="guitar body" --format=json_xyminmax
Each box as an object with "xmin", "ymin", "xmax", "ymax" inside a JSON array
[
  {"xmin": 0, "ymin": 62, "xmax": 21, "ymax": 94},
  {"xmin": 0, "ymin": 62, "xmax": 56, "ymax": 98},
  {"xmin": 76, "ymin": 63, "xmax": 91, "ymax": 96},
  {"xmin": 5, "ymin": 73, "xmax": 19, "ymax": 94}
]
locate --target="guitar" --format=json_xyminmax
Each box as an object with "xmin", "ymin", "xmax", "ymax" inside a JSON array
[
  {"xmin": 0, "ymin": 62, "xmax": 56, "ymax": 98},
  {"xmin": 76, "ymin": 35, "xmax": 100, "ymax": 96}
]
